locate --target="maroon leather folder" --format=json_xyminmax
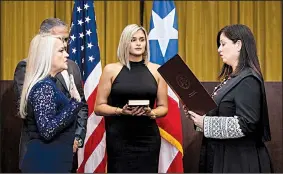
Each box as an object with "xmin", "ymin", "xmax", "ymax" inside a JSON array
[{"xmin": 157, "ymin": 54, "xmax": 217, "ymax": 115}]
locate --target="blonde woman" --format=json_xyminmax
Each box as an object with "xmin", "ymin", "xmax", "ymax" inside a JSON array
[
  {"xmin": 19, "ymin": 34, "xmax": 83, "ymax": 172},
  {"xmin": 94, "ymin": 24, "xmax": 168, "ymax": 172}
]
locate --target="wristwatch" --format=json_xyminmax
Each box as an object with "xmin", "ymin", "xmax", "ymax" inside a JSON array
[{"xmin": 75, "ymin": 136, "xmax": 83, "ymax": 147}]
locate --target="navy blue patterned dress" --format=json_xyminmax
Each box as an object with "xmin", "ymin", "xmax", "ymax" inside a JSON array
[{"xmin": 21, "ymin": 76, "xmax": 82, "ymax": 172}]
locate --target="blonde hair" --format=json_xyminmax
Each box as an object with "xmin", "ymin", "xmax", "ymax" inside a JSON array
[
  {"xmin": 19, "ymin": 34, "xmax": 62, "ymax": 118},
  {"xmin": 117, "ymin": 24, "xmax": 150, "ymax": 69}
]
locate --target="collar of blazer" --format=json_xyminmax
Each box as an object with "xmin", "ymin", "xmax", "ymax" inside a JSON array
[
  {"xmin": 56, "ymin": 59, "xmax": 75, "ymax": 92},
  {"xmin": 212, "ymin": 68, "xmax": 253, "ymax": 106},
  {"xmin": 56, "ymin": 70, "xmax": 70, "ymax": 92}
]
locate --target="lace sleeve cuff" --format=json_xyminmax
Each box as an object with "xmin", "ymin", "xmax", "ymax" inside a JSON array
[{"xmin": 203, "ymin": 116, "xmax": 245, "ymax": 139}]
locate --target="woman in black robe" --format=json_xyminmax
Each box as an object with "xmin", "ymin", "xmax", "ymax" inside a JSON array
[{"xmin": 184, "ymin": 24, "xmax": 273, "ymax": 173}]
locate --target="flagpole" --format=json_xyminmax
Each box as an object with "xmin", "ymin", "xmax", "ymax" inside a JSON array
[
  {"xmin": 140, "ymin": 0, "xmax": 144, "ymax": 26},
  {"xmin": 54, "ymin": 0, "xmax": 57, "ymax": 17}
]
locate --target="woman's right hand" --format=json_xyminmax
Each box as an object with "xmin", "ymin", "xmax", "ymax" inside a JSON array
[
  {"xmin": 182, "ymin": 105, "xmax": 189, "ymax": 116},
  {"xmin": 119, "ymin": 104, "xmax": 146, "ymax": 116},
  {"xmin": 69, "ymin": 74, "xmax": 81, "ymax": 102},
  {"xmin": 182, "ymin": 105, "xmax": 192, "ymax": 120},
  {"xmin": 119, "ymin": 104, "xmax": 133, "ymax": 115}
]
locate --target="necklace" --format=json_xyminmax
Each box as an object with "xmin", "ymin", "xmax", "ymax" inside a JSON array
[{"xmin": 211, "ymin": 77, "xmax": 231, "ymax": 98}]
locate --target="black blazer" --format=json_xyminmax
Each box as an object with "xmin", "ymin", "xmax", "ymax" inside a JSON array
[
  {"xmin": 208, "ymin": 68, "xmax": 271, "ymax": 142},
  {"xmin": 13, "ymin": 59, "xmax": 88, "ymax": 168}
]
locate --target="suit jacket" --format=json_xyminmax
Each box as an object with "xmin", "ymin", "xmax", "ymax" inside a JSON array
[
  {"xmin": 208, "ymin": 67, "xmax": 271, "ymax": 142},
  {"xmin": 13, "ymin": 59, "xmax": 88, "ymax": 169},
  {"xmin": 200, "ymin": 68, "xmax": 272, "ymax": 173}
]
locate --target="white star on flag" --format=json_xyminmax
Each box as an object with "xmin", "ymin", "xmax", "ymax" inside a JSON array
[
  {"xmin": 85, "ymin": 16, "xmax": 91, "ymax": 23},
  {"xmin": 70, "ymin": 34, "xmax": 76, "ymax": 41},
  {"xmin": 86, "ymin": 29, "xmax": 92, "ymax": 36},
  {"xmin": 77, "ymin": 7, "xmax": 82, "ymax": 13},
  {"xmin": 79, "ymin": 32, "xmax": 84, "ymax": 38},
  {"xmin": 72, "ymin": 48, "xmax": 77, "ymax": 54},
  {"xmin": 82, "ymin": 57, "xmax": 84, "ymax": 63},
  {"xmin": 81, "ymin": 45, "xmax": 84, "ymax": 51},
  {"xmin": 87, "ymin": 42, "xmax": 93, "ymax": 49},
  {"xmin": 88, "ymin": 55, "xmax": 95, "ymax": 62},
  {"xmin": 148, "ymin": 8, "xmax": 178, "ymax": 57},
  {"xmin": 84, "ymin": 3, "xmax": 89, "ymax": 10},
  {"xmin": 78, "ymin": 19, "xmax": 84, "ymax": 26}
]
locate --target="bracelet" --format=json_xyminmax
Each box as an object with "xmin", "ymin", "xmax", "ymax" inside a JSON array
[
  {"xmin": 115, "ymin": 107, "xmax": 120, "ymax": 115},
  {"xmin": 75, "ymin": 136, "xmax": 83, "ymax": 147},
  {"xmin": 150, "ymin": 110, "xmax": 157, "ymax": 119}
]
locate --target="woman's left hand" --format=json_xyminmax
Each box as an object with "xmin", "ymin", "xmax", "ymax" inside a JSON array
[
  {"xmin": 130, "ymin": 106, "xmax": 146, "ymax": 116},
  {"xmin": 143, "ymin": 107, "xmax": 157, "ymax": 119},
  {"xmin": 73, "ymin": 139, "xmax": 79, "ymax": 153},
  {"xmin": 187, "ymin": 110, "xmax": 204, "ymax": 129}
]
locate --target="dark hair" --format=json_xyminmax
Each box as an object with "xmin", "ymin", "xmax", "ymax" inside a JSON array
[
  {"xmin": 39, "ymin": 18, "xmax": 67, "ymax": 34},
  {"xmin": 216, "ymin": 24, "xmax": 262, "ymax": 80}
]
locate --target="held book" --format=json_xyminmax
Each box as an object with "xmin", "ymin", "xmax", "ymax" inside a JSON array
[
  {"xmin": 128, "ymin": 100, "xmax": 150, "ymax": 106},
  {"xmin": 157, "ymin": 54, "xmax": 217, "ymax": 116}
]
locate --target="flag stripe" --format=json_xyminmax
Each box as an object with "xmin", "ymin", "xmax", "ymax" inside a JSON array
[
  {"xmin": 158, "ymin": 138, "xmax": 179, "ymax": 173},
  {"xmin": 158, "ymin": 127, "xmax": 183, "ymax": 154},
  {"xmin": 156, "ymin": 93, "xmax": 183, "ymax": 143},
  {"xmin": 78, "ymin": 114, "xmax": 105, "ymax": 171},
  {"xmin": 168, "ymin": 86, "xmax": 179, "ymax": 104},
  {"xmin": 84, "ymin": 63, "xmax": 102, "ymax": 100},
  {"xmin": 94, "ymin": 155, "xmax": 107, "ymax": 173},
  {"xmin": 84, "ymin": 132, "xmax": 106, "ymax": 172},
  {"xmin": 83, "ymin": 116, "xmax": 105, "ymax": 161},
  {"xmin": 156, "ymin": 94, "xmax": 183, "ymax": 172},
  {"xmin": 167, "ymin": 151, "xmax": 184, "ymax": 173}
]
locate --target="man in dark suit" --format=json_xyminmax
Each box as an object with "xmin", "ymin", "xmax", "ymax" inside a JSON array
[{"xmin": 13, "ymin": 18, "xmax": 88, "ymax": 172}]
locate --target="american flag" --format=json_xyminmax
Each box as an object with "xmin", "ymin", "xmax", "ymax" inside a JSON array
[
  {"xmin": 68, "ymin": 0, "xmax": 106, "ymax": 172},
  {"xmin": 148, "ymin": 0, "xmax": 184, "ymax": 172}
]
